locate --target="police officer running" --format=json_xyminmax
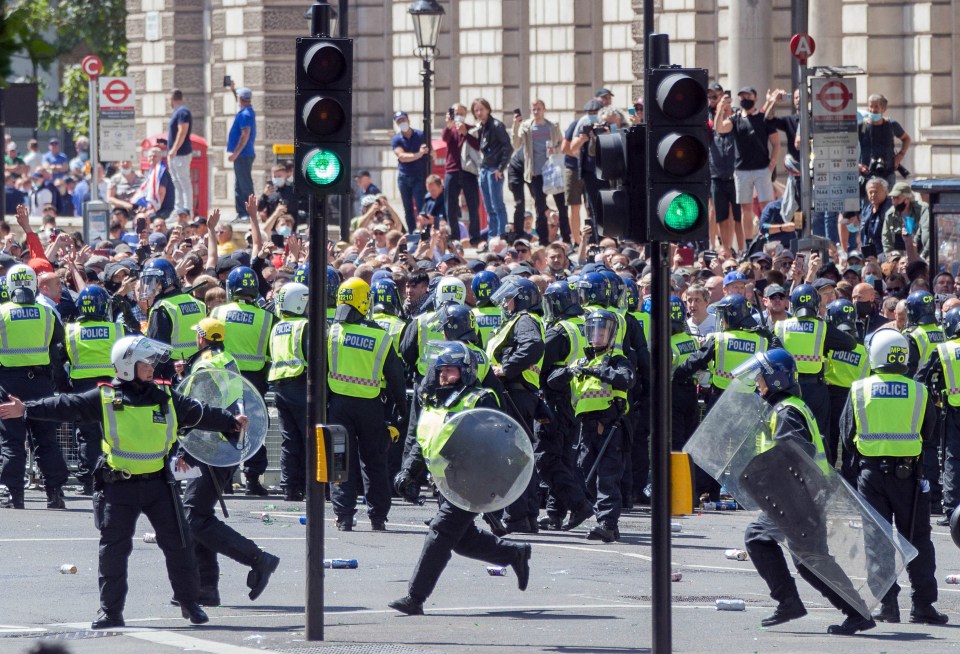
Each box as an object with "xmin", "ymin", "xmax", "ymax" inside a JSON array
[
  {"xmin": 267, "ymin": 282, "xmax": 310, "ymax": 501},
  {"xmin": 734, "ymin": 348, "xmax": 875, "ymax": 635},
  {"xmin": 840, "ymin": 328, "xmax": 949, "ymax": 625},
  {"xmin": 0, "ymin": 263, "xmax": 70, "ymax": 509},
  {"xmin": 211, "ymin": 266, "xmax": 275, "ymax": 496},
  {"xmin": 775, "ymin": 284, "xmax": 856, "ymax": 434},
  {"xmin": 389, "ymin": 342, "xmax": 531, "ymax": 615},
  {"xmin": 548, "ymin": 309, "xmax": 636, "ymax": 542},
  {"xmin": 173, "ymin": 317, "xmax": 281, "ymax": 608},
  {"xmin": 0, "ymin": 336, "xmax": 248, "ymax": 628},
  {"xmin": 915, "ymin": 306, "xmax": 960, "ymax": 525},
  {"xmin": 66, "ymin": 286, "xmax": 120, "ymax": 496},
  {"xmin": 329, "ymin": 278, "xmax": 407, "ymax": 531}
]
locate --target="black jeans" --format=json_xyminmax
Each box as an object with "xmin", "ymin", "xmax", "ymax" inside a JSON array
[
  {"xmin": 526, "ymin": 174, "xmax": 571, "ymax": 243},
  {"xmin": 444, "ymin": 170, "xmax": 481, "ymax": 243},
  {"xmin": 328, "ymin": 393, "xmax": 392, "ymax": 522},
  {"xmin": 578, "ymin": 418, "xmax": 625, "ymax": 527}
]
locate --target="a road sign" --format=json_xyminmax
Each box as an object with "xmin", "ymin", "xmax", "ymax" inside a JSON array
[
  {"xmin": 789, "ymin": 33, "xmax": 816, "ymax": 65},
  {"xmin": 811, "ymin": 77, "xmax": 858, "ymax": 213},
  {"xmin": 81, "ymin": 55, "xmax": 103, "ymax": 80},
  {"xmin": 98, "ymin": 76, "xmax": 137, "ymax": 162}
]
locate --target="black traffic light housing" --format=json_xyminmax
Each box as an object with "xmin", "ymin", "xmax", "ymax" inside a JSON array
[
  {"xmin": 295, "ymin": 37, "xmax": 353, "ymax": 195},
  {"xmin": 645, "ymin": 67, "xmax": 709, "ymax": 242},
  {"xmin": 596, "ymin": 125, "xmax": 646, "ymax": 241}
]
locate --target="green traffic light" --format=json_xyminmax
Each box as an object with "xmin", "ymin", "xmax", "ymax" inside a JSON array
[
  {"xmin": 660, "ymin": 191, "xmax": 702, "ymax": 231},
  {"xmin": 303, "ymin": 148, "xmax": 343, "ymax": 187}
]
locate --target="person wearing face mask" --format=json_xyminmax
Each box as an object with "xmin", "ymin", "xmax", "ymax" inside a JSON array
[
  {"xmin": 106, "ymin": 160, "xmax": 144, "ymax": 213},
  {"xmin": 442, "ymin": 104, "xmax": 483, "ymax": 245},
  {"xmin": 851, "ymin": 282, "xmax": 882, "ymax": 338},
  {"xmin": 391, "ymin": 111, "xmax": 430, "ymax": 234},
  {"xmin": 882, "ymin": 182, "xmax": 930, "ymax": 261},
  {"xmin": 858, "ymin": 94, "xmax": 912, "ymax": 191}
]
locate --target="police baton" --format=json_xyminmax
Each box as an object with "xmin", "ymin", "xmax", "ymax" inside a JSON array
[
  {"xmin": 500, "ymin": 387, "xmax": 534, "ymax": 440},
  {"xmin": 167, "ymin": 478, "xmax": 188, "ymax": 549},
  {"xmin": 585, "ymin": 422, "xmax": 621, "ymax": 487},
  {"xmin": 207, "ymin": 464, "xmax": 229, "ymax": 518}
]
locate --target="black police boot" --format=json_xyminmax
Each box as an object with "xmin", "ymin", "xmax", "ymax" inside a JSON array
[
  {"xmin": 284, "ymin": 488, "xmax": 304, "ymax": 502},
  {"xmin": 247, "ymin": 552, "xmax": 280, "ymax": 601},
  {"xmin": 537, "ymin": 515, "xmax": 562, "ymax": 531},
  {"xmin": 244, "ymin": 474, "xmax": 269, "ymax": 497},
  {"xmin": 388, "ymin": 595, "xmax": 425, "ymax": 616},
  {"xmin": 504, "ymin": 518, "xmax": 535, "ymax": 534},
  {"xmin": 335, "ymin": 518, "xmax": 353, "ymax": 531},
  {"xmin": 180, "ymin": 602, "xmax": 209, "ymax": 625},
  {"xmin": 910, "ymin": 604, "xmax": 949, "ymax": 625},
  {"xmin": 371, "ymin": 517, "xmax": 388, "ymax": 531},
  {"xmin": 171, "ymin": 586, "xmax": 220, "ymax": 607},
  {"xmin": 561, "ymin": 501, "xmax": 595, "ymax": 531},
  {"xmin": 872, "ymin": 601, "xmax": 900, "ymax": 623},
  {"xmin": 77, "ymin": 480, "xmax": 94, "ymax": 496},
  {"xmin": 510, "ymin": 543, "xmax": 532, "ymax": 591},
  {"xmin": 46, "ymin": 486, "xmax": 66, "ymax": 510},
  {"xmin": 586, "ymin": 523, "xmax": 617, "ymax": 543},
  {"xmin": 827, "ymin": 614, "xmax": 876, "ymax": 635},
  {"xmin": 1, "ymin": 488, "xmax": 25, "ymax": 509},
  {"xmin": 760, "ymin": 597, "xmax": 807, "ymax": 627},
  {"xmin": 936, "ymin": 515, "xmax": 951, "ymax": 527},
  {"xmin": 90, "ymin": 610, "xmax": 124, "ymax": 629}
]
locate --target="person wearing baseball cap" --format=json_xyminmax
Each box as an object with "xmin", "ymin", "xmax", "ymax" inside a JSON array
[
  {"xmin": 884, "ymin": 181, "xmax": 930, "ymax": 260},
  {"xmin": 594, "ymin": 88, "xmax": 614, "ymax": 106},
  {"xmin": 723, "ymin": 270, "xmax": 748, "ymax": 297},
  {"xmin": 227, "ymin": 83, "xmax": 256, "ymax": 222},
  {"xmin": 716, "ymin": 84, "xmax": 778, "ymax": 245}
]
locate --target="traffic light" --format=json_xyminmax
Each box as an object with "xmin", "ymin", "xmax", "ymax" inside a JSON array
[
  {"xmin": 596, "ymin": 125, "xmax": 646, "ymax": 240},
  {"xmin": 645, "ymin": 67, "xmax": 709, "ymax": 242},
  {"xmin": 295, "ymin": 37, "xmax": 353, "ymax": 195}
]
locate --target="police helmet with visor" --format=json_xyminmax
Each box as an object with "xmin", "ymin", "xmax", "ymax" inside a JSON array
[{"xmin": 111, "ymin": 335, "xmax": 171, "ymax": 381}]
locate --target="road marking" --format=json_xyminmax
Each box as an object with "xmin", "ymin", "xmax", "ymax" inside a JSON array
[
  {"xmin": 0, "ymin": 625, "xmax": 46, "ymax": 634},
  {"xmin": 128, "ymin": 630, "xmax": 274, "ymax": 653}
]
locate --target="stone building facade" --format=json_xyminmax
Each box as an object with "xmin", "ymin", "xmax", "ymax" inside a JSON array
[{"xmin": 124, "ymin": 0, "xmax": 960, "ymax": 215}]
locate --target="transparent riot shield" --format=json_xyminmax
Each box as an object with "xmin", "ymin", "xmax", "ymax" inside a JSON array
[
  {"xmin": 426, "ymin": 408, "xmax": 534, "ymax": 513},
  {"xmin": 684, "ymin": 381, "xmax": 918, "ymax": 618},
  {"xmin": 175, "ymin": 369, "xmax": 269, "ymax": 466}
]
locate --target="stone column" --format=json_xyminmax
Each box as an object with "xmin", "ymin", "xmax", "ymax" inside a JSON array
[
  {"xmin": 808, "ymin": 0, "xmax": 843, "ymax": 67},
  {"xmin": 728, "ymin": 0, "xmax": 773, "ymax": 98}
]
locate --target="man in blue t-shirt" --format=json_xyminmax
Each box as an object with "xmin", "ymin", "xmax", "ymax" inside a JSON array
[
  {"xmin": 227, "ymin": 86, "xmax": 257, "ymax": 221},
  {"xmin": 390, "ymin": 111, "xmax": 430, "ymax": 233},
  {"xmin": 167, "ymin": 89, "xmax": 194, "ymax": 217},
  {"xmin": 41, "ymin": 138, "xmax": 69, "ymax": 181}
]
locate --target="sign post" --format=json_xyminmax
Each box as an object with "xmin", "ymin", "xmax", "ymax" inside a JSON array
[
  {"xmin": 81, "ymin": 56, "xmax": 111, "ymax": 246},
  {"xmin": 810, "ymin": 77, "xmax": 859, "ymax": 215},
  {"xmin": 790, "ymin": 33, "xmax": 815, "ymax": 235}
]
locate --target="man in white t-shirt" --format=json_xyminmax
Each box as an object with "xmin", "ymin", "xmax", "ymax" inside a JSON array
[{"xmin": 685, "ymin": 283, "xmax": 716, "ymax": 338}]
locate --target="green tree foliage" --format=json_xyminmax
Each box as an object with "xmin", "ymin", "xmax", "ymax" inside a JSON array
[{"xmin": 2, "ymin": 0, "xmax": 128, "ymax": 135}]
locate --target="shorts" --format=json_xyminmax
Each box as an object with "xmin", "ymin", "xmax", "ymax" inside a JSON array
[
  {"xmin": 734, "ymin": 167, "xmax": 774, "ymax": 204},
  {"xmin": 564, "ymin": 167, "xmax": 584, "ymax": 206},
  {"xmin": 710, "ymin": 178, "xmax": 741, "ymax": 223}
]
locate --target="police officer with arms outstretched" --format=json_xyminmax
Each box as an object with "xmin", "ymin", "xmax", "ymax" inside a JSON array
[
  {"xmin": 329, "ymin": 278, "xmax": 407, "ymax": 531},
  {"xmin": 0, "ymin": 336, "xmax": 248, "ymax": 629},
  {"xmin": 173, "ymin": 318, "xmax": 281, "ymax": 608},
  {"xmin": 211, "ymin": 266, "xmax": 275, "ymax": 496},
  {"xmin": 840, "ymin": 328, "xmax": 949, "ymax": 626},
  {"xmin": 0, "ymin": 263, "xmax": 70, "ymax": 509},
  {"xmin": 734, "ymin": 348, "xmax": 875, "ymax": 636},
  {"xmin": 389, "ymin": 342, "xmax": 532, "ymax": 616},
  {"xmin": 267, "ymin": 282, "xmax": 310, "ymax": 501},
  {"xmin": 66, "ymin": 286, "xmax": 120, "ymax": 496}
]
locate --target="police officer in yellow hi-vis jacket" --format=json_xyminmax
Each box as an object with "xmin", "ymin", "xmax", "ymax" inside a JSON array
[
  {"xmin": 0, "ymin": 263, "xmax": 70, "ymax": 510},
  {"xmin": 141, "ymin": 258, "xmax": 205, "ymax": 378},
  {"xmin": 840, "ymin": 328, "xmax": 948, "ymax": 626},
  {"xmin": 328, "ymin": 278, "xmax": 407, "ymax": 532},
  {"xmin": 211, "ymin": 265, "xmax": 275, "ymax": 496},
  {"xmin": 267, "ymin": 282, "xmax": 310, "ymax": 501},
  {"xmin": 0, "ymin": 336, "xmax": 248, "ymax": 630},
  {"xmin": 66, "ymin": 286, "xmax": 121, "ymax": 496}
]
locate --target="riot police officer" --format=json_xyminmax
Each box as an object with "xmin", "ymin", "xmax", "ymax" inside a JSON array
[
  {"xmin": 915, "ymin": 306, "xmax": 960, "ymax": 524},
  {"xmin": 775, "ymin": 284, "xmax": 856, "ymax": 434},
  {"xmin": 211, "ymin": 266, "xmax": 275, "ymax": 496},
  {"xmin": 548, "ymin": 309, "xmax": 636, "ymax": 542},
  {"xmin": 0, "ymin": 336, "xmax": 246, "ymax": 628},
  {"xmin": 824, "ymin": 299, "xmax": 870, "ymax": 484},
  {"xmin": 174, "ymin": 317, "xmax": 281, "ymax": 608},
  {"xmin": 840, "ymin": 329, "xmax": 948, "ymax": 625},
  {"xmin": 0, "ymin": 263, "xmax": 70, "ymax": 509},
  {"xmin": 435, "ymin": 304, "xmax": 502, "ymax": 394},
  {"xmin": 487, "ymin": 276, "xmax": 546, "ymax": 533},
  {"xmin": 371, "ymin": 277, "xmax": 407, "ymax": 354},
  {"xmin": 328, "ymin": 278, "xmax": 407, "ymax": 531},
  {"xmin": 669, "ymin": 295, "xmax": 700, "ymax": 449},
  {"xmin": 470, "ymin": 271, "xmax": 503, "ymax": 348},
  {"xmin": 141, "ymin": 258, "xmax": 206, "ymax": 376},
  {"xmin": 389, "ymin": 342, "xmax": 531, "ymax": 616},
  {"xmin": 66, "ymin": 286, "xmax": 120, "ymax": 496},
  {"xmin": 539, "ymin": 280, "xmax": 594, "ymax": 531},
  {"xmin": 267, "ymin": 282, "xmax": 310, "ymax": 501},
  {"xmin": 734, "ymin": 349, "xmax": 875, "ymax": 635}
]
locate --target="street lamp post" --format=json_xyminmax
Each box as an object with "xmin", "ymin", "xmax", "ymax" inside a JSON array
[{"xmin": 408, "ymin": 0, "xmax": 444, "ymax": 157}]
